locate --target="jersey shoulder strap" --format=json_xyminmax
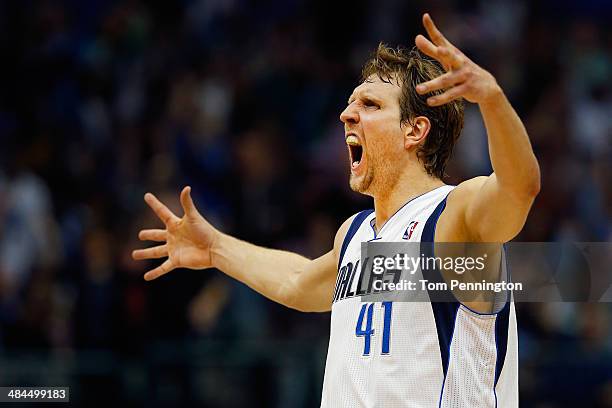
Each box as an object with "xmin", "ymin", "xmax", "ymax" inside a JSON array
[
  {"xmin": 421, "ymin": 196, "xmax": 449, "ymax": 243},
  {"xmin": 337, "ymin": 209, "xmax": 374, "ymax": 269}
]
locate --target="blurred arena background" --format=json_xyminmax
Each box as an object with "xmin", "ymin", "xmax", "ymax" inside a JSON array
[{"xmin": 0, "ymin": 0, "xmax": 610, "ymax": 406}]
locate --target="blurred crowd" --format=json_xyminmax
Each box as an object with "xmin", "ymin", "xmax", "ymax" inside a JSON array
[{"xmin": 0, "ymin": 0, "xmax": 610, "ymax": 406}]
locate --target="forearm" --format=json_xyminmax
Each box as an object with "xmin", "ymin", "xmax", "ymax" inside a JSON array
[
  {"xmin": 479, "ymin": 89, "xmax": 541, "ymax": 197},
  {"xmin": 211, "ymin": 232, "xmax": 310, "ymax": 306}
]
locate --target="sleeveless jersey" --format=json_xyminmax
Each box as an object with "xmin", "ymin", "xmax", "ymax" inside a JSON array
[{"xmin": 320, "ymin": 185, "xmax": 518, "ymax": 407}]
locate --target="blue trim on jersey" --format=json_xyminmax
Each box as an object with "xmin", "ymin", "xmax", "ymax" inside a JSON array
[
  {"xmin": 421, "ymin": 196, "xmax": 447, "ymax": 242},
  {"xmin": 338, "ymin": 209, "xmax": 374, "ymax": 270},
  {"xmin": 369, "ymin": 217, "xmax": 377, "ymax": 239},
  {"xmin": 494, "ymin": 302, "xmax": 510, "ymax": 386},
  {"xmin": 493, "ymin": 243, "xmax": 511, "ymax": 388},
  {"xmin": 420, "ymin": 196, "xmax": 461, "ymax": 380},
  {"xmin": 437, "ymin": 310, "xmax": 459, "ymax": 408},
  {"xmin": 432, "ymin": 302, "xmax": 460, "ymax": 377},
  {"xmin": 422, "ymin": 194, "xmax": 512, "ymax": 405}
]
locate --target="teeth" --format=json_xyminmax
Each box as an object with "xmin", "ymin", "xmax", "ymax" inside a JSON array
[{"xmin": 346, "ymin": 135, "xmax": 360, "ymax": 146}]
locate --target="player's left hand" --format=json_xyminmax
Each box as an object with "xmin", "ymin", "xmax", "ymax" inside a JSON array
[{"xmin": 414, "ymin": 13, "xmax": 501, "ymax": 107}]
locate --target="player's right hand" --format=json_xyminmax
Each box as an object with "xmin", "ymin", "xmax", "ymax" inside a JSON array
[
  {"xmin": 132, "ymin": 186, "xmax": 219, "ymax": 281},
  {"xmin": 414, "ymin": 13, "xmax": 501, "ymax": 107}
]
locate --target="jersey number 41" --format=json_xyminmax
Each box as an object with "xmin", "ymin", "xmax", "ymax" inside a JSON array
[{"xmin": 355, "ymin": 301, "xmax": 393, "ymax": 356}]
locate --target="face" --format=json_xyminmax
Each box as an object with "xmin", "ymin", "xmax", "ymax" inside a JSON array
[{"xmin": 340, "ymin": 75, "xmax": 407, "ymax": 196}]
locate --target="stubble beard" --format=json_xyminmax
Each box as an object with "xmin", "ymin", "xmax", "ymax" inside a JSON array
[
  {"xmin": 349, "ymin": 169, "xmax": 374, "ymax": 194},
  {"xmin": 349, "ymin": 153, "xmax": 400, "ymax": 197}
]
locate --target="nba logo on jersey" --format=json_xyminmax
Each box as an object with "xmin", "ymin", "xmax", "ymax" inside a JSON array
[{"xmin": 402, "ymin": 221, "xmax": 418, "ymax": 239}]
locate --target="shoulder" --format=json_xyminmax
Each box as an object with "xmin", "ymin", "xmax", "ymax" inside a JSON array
[
  {"xmin": 334, "ymin": 210, "xmax": 367, "ymax": 251},
  {"xmin": 435, "ymin": 176, "xmax": 488, "ymax": 242},
  {"xmin": 333, "ymin": 209, "xmax": 373, "ymax": 261},
  {"xmin": 334, "ymin": 214, "xmax": 357, "ymax": 251},
  {"xmin": 451, "ymin": 176, "xmax": 488, "ymax": 198}
]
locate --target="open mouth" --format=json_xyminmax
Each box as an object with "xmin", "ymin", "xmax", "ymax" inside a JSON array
[{"xmin": 346, "ymin": 134, "xmax": 364, "ymax": 170}]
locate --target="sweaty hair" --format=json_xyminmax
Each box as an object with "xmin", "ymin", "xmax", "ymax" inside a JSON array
[{"xmin": 361, "ymin": 43, "xmax": 464, "ymax": 179}]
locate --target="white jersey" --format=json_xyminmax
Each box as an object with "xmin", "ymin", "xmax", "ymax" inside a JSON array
[{"xmin": 320, "ymin": 185, "xmax": 518, "ymax": 407}]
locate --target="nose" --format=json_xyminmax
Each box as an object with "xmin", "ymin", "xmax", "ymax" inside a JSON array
[{"xmin": 340, "ymin": 103, "xmax": 359, "ymax": 125}]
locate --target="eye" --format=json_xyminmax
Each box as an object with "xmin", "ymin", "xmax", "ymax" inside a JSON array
[{"xmin": 363, "ymin": 99, "xmax": 379, "ymax": 109}]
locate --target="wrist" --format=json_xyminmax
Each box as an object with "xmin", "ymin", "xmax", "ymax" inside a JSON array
[
  {"xmin": 209, "ymin": 229, "xmax": 225, "ymax": 268},
  {"xmin": 479, "ymin": 83, "xmax": 504, "ymax": 109}
]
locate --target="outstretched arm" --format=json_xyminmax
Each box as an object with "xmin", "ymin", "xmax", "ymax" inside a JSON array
[
  {"xmin": 415, "ymin": 13, "xmax": 540, "ymax": 242},
  {"xmin": 132, "ymin": 186, "xmax": 350, "ymax": 312}
]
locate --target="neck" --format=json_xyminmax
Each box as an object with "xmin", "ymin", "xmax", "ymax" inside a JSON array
[{"xmin": 372, "ymin": 171, "xmax": 445, "ymax": 233}]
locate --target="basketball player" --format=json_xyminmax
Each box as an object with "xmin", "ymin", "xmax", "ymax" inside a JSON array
[{"xmin": 133, "ymin": 14, "xmax": 539, "ymax": 407}]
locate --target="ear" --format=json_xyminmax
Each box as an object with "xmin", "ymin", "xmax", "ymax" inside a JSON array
[{"xmin": 403, "ymin": 116, "xmax": 431, "ymax": 150}]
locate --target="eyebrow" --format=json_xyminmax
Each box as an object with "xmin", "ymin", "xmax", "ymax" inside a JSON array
[{"xmin": 347, "ymin": 91, "xmax": 381, "ymax": 104}]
